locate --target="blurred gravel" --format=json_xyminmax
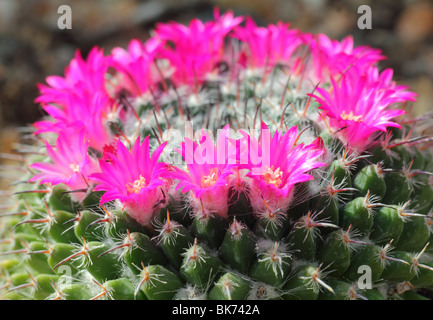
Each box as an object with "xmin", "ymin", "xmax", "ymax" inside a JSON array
[{"xmin": 0, "ymin": 0, "xmax": 432, "ymax": 177}]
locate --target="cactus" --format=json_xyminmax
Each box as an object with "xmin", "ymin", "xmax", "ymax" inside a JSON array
[{"xmin": 1, "ymin": 8, "xmax": 433, "ymax": 301}]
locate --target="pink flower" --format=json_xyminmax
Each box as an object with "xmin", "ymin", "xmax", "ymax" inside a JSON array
[
  {"xmin": 88, "ymin": 136, "xmax": 170, "ymax": 227},
  {"xmin": 238, "ymin": 123, "xmax": 326, "ymax": 215},
  {"xmin": 363, "ymin": 66, "xmax": 418, "ymax": 103},
  {"xmin": 34, "ymin": 90, "xmax": 114, "ymax": 152},
  {"xmin": 154, "ymin": 8, "xmax": 243, "ymax": 88},
  {"xmin": 29, "ymin": 128, "xmax": 99, "ymax": 202},
  {"xmin": 307, "ymin": 33, "xmax": 385, "ymax": 82},
  {"xmin": 34, "ymin": 47, "xmax": 114, "ymax": 151},
  {"xmin": 110, "ymin": 37, "xmax": 162, "ymax": 97},
  {"xmin": 169, "ymin": 125, "xmax": 238, "ymax": 218},
  {"xmin": 310, "ymin": 68, "xmax": 413, "ymax": 153},
  {"xmin": 232, "ymin": 17, "xmax": 303, "ymax": 72},
  {"xmin": 35, "ymin": 47, "xmax": 111, "ymax": 109}
]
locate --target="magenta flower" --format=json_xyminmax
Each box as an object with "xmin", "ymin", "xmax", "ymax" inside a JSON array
[
  {"xmin": 34, "ymin": 90, "xmax": 114, "ymax": 152},
  {"xmin": 88, "ymin": 136, "xmax": 170, "ymax": 227},
  {"xmin": 307, "ymin": 33, "xmax": 385, "ymax": 82},
  {"xmin": 35, "ymin": 47, "xmax": 110, "ymax": 107},
  {"xmin": 310, "ymin": 68, "xmax": 413, "ymax": 153},
  {"xmin": 29, "ymin": 128, "xmax": 99, "ymax": 202},
  {"xmin": 238, "ymin": 123, "xmax": 326, "ymax": 215},
  {"xmin": 363, "ymin": 66, "xmax": 418, "ymax": 103},
  {"xmin": 110, "ymin": 37, "xmax": 162, "ymax": 97},
  {"xmin": 154, "ymin": 8, "xmax": 243, "ymax": 89},
  {"xmin": 169, "ymin": 125, "xmax": 238, "ymax": 218},
  {"xmin": 232, "ymin": 17, "xmax": 303, "ymax": 73},
  {"xmin": 34, "ymin": 47, "xmax": 114, "ymax": 151}
]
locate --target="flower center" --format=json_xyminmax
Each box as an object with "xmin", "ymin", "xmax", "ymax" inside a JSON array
[
  {"xmin": 126, "ymin": 175, "xmax": 147, "ymax": 194},
  {"xmin": 340, "ymin": 110, "xmax": 363, "ymax": 122},
  {"xmin": 262, "ymin": 166, "xmax": 283, "ymax": 188},
  {"xmin": 201, "ymin": 168, "xmax": 220, "ymax": 188},
  {"xmin": 69, "ymin": 164, "xmax": 80, "ymax": 173}
]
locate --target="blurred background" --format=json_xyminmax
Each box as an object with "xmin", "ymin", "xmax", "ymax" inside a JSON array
[{"xmin": 0, "ymin": 0, "xmax": 432, "ymax": 156}]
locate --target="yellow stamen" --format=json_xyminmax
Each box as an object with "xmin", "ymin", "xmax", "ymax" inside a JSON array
[
  {"xmin": 126, "ymin": 175, "xmax": 147, "ymax": 194},
  {"xmin": 262, "ymin": 166, "xmax": 283, "ymax": 188},
  {"xmin": 341, "ymin": 110, "xmax": 363, "ymax": 122},
  {"xmin": 201, "ymin": 168, "xmax": 220, "ymax": 188}
]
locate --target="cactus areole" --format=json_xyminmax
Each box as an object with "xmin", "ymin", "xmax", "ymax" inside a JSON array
[{"xmin": 1, "ymin": 8, "xmax": 433, "ymax": 302}]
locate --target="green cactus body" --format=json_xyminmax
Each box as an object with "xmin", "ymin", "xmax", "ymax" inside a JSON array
[{"xmin": 1, "ymin": 9, "xmax": 432, "ymax": 301}]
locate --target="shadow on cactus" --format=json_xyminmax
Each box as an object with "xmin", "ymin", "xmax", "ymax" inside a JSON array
[{"xmin": 1, "ymin": 8, "xmax": 433, "ymax": 301}]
